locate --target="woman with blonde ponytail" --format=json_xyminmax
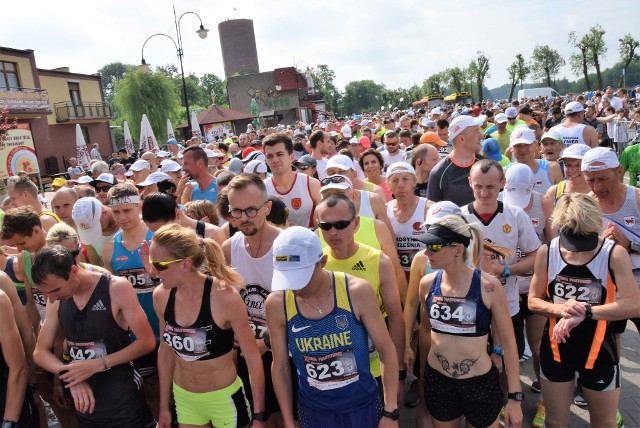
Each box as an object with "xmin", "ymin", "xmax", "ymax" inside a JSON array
[
  {"xmin": 150, "ymin": 225, "xmax": 266, "ymax": 428},
  {"xmin": 416, "ymin": 215, "xmax": 523, "ymax": 428}
]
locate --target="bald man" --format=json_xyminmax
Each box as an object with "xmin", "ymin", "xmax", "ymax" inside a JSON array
[
  {"xmin": 51, "ymin": 188, "xmax": 79, "ymax": 227},
  {"xmin": 141, "ymin": 151, "xmax": 158, "ymax": 172}
]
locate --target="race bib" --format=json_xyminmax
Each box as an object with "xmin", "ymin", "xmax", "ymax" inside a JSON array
[
  {"xmin": 398, "ymin": 250, "xmax": 417, "ymax": 272},
  {"xmin": 304, "ymin": 349, "xmax": 359, "ymax": 391},
  {"xmin": 118, "ymin": 267, "xmax": 154, "ymax": 293},
  {"xmin": 68, "ymin": 339, "xmax": 107, "ymax": 361},
  {"xmin": 163, "ymin": 324, "xmax": 212, "ymax": 362},
  {"xmin": 552, "ymin": 275, "xmax": 602, "ymax": 305},
  {"xmin": 239, "ymin": 284, "xmax": 269, "ymax": 339},
  {"xmin": 429, "ymin": 296, "xmax": 477, "ymax": 334}
]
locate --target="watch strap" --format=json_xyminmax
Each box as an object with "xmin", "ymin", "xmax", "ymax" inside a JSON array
[
  {"xmin": 507, "ymin": 392, "xmax": 524, "ymax": 401},
  {"xmin": 381, "ymin": 408, "xmax": 400, "ymax": 421}
]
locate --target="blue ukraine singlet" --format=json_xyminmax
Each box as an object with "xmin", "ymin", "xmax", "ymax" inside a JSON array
[
  {"xmin": 111, "ymin": 229, "xmax": 159, "ymax": 342},
  {"xmin": 285, "ymin": 272, "xmax": 377, "ymax": 413},
  {"xmin": 191, "ymin": 178, "xmax": 218, "ymax": 204}
]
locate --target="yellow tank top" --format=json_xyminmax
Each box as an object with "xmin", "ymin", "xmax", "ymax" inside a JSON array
[
  {"xmin": 323, "ymin": 243, "xmax": 385, "ymax": 377},
  {"xmin": 319, "ymin": 216, "xmax": 380, "ymax": 250}
]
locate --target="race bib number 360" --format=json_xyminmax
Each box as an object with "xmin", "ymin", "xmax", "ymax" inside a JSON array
[
  {"xmin": 429, "ymin": 296, "xmax": 477, "ymax": 334},
  {"xmin": 67, "ymin": 340, "xmax": 107, "ymax": 361},
  {"xmin": 304, "ymin": 350, "xmax": 359, "ymax": 391},
  {"xmin": 552, "ymin": 275, "xmax": 602, "ymax": 305}
]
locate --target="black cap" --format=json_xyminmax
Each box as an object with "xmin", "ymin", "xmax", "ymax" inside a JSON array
[
  {"xmin": 414, "ymin": 223, "xmax": 471, "ymax": 246},
  {"xmin": 519, "ymin": 105, "xmax": 533, "ymax": 115},
  {"xmin": 559, "ymin": 231, "xmax": 599, "ymax": 252}
]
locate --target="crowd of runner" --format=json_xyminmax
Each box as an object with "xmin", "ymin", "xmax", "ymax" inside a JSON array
[{"xmin": 1, "ymin": 85, "xmax": 640, "ymax": 428}]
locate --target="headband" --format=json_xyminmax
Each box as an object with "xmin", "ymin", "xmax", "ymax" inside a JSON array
[{"xmin": 108, "ymin": 195, "xmax": 141, "ymax": 206}]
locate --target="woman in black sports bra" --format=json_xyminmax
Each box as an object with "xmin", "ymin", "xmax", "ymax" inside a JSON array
[{"xmin": 150, "ymin": 225, "xmax": 266, "ymax": 428}]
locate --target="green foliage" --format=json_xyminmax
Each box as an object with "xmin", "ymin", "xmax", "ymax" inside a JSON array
[
  {"xmin": 422, "ymin": 72, "xmax": 447, "ymax": 95},
  {"xmin": 113, "ymin": 69, "xmax": 180, "ymax": 139},
  {"xmin": 585, "ymin": 24, "xmax": 607, "ymax": 89},
  {"xmin": 444, "ymin": 67, "xmax": 468, "ymax": 93},
  {"xmin": 98, "ymin": 62, "xmax": 135, "ymax": 100},
  {"xmin": 468, "ymin": 51, "xmax": 491, "ymax": 102},
  {"xmin": 310, "ymin": 64, "xmax": 340, "ymax": 113},
  {"xmin": 201, "ymin": 73, "xmax": 229, "ymax": 107},
  {"xmin": 340, "ymin": 80, "xmax": 386, "ymax": 114},
  {"xmin": 530, "ymin": 45, "xmax": 565, "ymax": 87},
  {"xmin": 618, "ymin": 34, "xmax": 640, "ymax": 87}
]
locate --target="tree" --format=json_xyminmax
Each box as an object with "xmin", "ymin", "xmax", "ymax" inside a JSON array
[
  {"xmin": 514, "ymin": 53, "xmax": 530, "ymax": 91},
  {"xmin": 468, "ymin": 51, "xmax": 490, "ymax": 102},
  {"xmin": 339, "ymin": 80, "xmax": 385, "ymax": 114},
  {"xmin": 585, "ymin": 24, "xmax": 607, "ymax": 89},
  {"xmin": 201, "ymin": 73, "xmax": 229, "ymax": 107},
  {"xmin": 444, "ymin": 67, "xmax": 467, "ymax": 93},
  {"xmin": 422, "ymin": 72, "xmax": 447, "ymax": 95},
  {"xmin": 569, "ymin": 31, "xmax": 592, "ymax": 91},
  {"xmin": 98, "ymin": 62, "xmax": 135, "ymax": 101},
  {"xmin": 506, "ymin": 62, "xmax": 518, "ymax": 100},
  {"xmin": 618, "ymin": 34, "xmax": 640, "ymax": 87},
  {"xmin": 310, "ymin": 64, "xmax": 340, "ymax": 113},
  {"xmin": 530, "ymin": 45, "xmax": 565, "ymax": 87},
  {"xmin": 113, "ymin": 69, "xmax": 180, "ymax": 140}
]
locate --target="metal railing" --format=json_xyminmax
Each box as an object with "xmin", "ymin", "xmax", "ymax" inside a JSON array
[{"xmin": 54, "ymin": 101, "xmax": 111, "ymax": 122}]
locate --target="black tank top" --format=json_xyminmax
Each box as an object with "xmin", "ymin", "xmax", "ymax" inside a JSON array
[
  {"xmin": 59, "ymin": 274, "xmax": 148, "ymax": 420},
  {"xmin": 163, "ymin": 276, "xmax": 234, "ymax": 361}
]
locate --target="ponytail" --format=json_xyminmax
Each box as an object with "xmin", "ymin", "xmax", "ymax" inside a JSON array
[
  {"xmin": 466, "ymin": 223, "xmax": 485, "ymax": 269},
  {"xmin": 202, "ymin": 238, "xmax": 243, "ymax": 288}
]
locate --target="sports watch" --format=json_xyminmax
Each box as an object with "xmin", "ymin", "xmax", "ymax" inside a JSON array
[
  {"xmin": 507, "ymin": 392, "xmax": 524, "ymax": 402},
  {"xmin": 382, "ymin": 408, "xmax": 400, "ymax": 421},
  {"xmin": 631, "ymin": 241, "xmax": 640, "ymax": 253}
]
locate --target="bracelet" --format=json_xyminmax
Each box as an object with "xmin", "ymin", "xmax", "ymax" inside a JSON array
[
  {"xmin": 1, "ymin": 420, "xmax": 18, "ymax": 428},
  {"xmin": 491, "ymin": 346, "xmax": 504, "ymax": 357},
  {"xmin": 263, "ymin": 331, "xmax": 271, "ymax": 350},
  {"xmin": 399, "ymin": 369, "xmax": 407, "ymax": 381},
  {"xmin": 101, "ymin": 355, "xmax": 110, "ymax": 371},
  {"xmin": 252, "ymin": 411, "xmax": 269, "ymax": 422}
]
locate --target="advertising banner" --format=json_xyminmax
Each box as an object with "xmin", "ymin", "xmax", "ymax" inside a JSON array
[{"xmin": 0, "ymin": 123, "xmax": 39, "ymax": 179}]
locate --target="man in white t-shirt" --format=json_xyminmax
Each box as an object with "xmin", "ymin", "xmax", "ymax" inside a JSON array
[
  {"xmin": 380, "ymin": 130, "xmax": 405, "ymax": 172},
  {"xmin": 307, "ymin": 130, "xmax": 331, "ymax": 180}
]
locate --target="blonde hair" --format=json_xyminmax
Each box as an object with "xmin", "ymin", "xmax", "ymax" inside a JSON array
[
  {"xmin": 46, "ymin": 223, "xmax": 79, "ymax": 246},
  {"xmin": 183, "ymin": 200, "xmax": 219, "ymax": 225},
  {"xmin": 552, "ymin": 193, "xmax": 602, "ymax": 235},
  {"xmin": 434, "ymin": 215, "xmax": 485, "ymax": 269},
  {"xmin": 152, "ymin": 224, "xmax": 242, "ymax": 287}
]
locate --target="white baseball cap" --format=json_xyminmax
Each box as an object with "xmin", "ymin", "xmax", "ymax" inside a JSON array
[
  {"xmin": 581, "ymin": 147, "xmax": 620, "ymax": 172},
  {"xmin": 509, "ymin": 126, "xmax": 536, "ymax": 147},
  {"xmin": 386, "ymin": 162, "xmax": 416, "ymax": 178},
  {"xmin": 448, "ymin": 115, "xmax": 487, "ymax": 140},
  {"xmin": 204, "ymin": 149, "xmax": 224, "ymax": 158},
  {"xmin": 326, "ymin": 154, "xmax": 355, "ymax": 171},
  {"xmin": 72, "ymin": 197, "xmax": 103, "ymax": 246},
  {"xmin": 505, "ymin": 107, "xmax": 518, "ymax": 118},
  {"xmin": 430, "ymin": 107, "xmax": 442, "ymax": 116},
  {"xmin": 242, "ymin": 151, "xmax": 266, "ymax": 163},
  {"xmin": 137, "ymin": 171, "xmax": 172, "ymax": 187},
  {"xmin": 125, "ymin": 159, "xmax": 150, "ymax": 176},
  {"xmin": 341, "ymin": 125, "xmax": 352, "ymax": 138},
  {"xmin": 272, "ymin": 226, "xmax": 324, "ymax": 291},
  {"xmin": 160, "ymin": 160, "xmax": 181, "ymax": 173},
  {"xmin": 559, "ymin": 144, "xmax": 591, "ymax": 161},
  {"xmin": 245, "ymin": 159, "xmax": 268, "ymax": 174},
  {"xmin": 565, "ymin": 101, "xmax": 585, "ymax": 115},
  {"xmin": 157, "ymin": 150, "xmax": 171, "ymax": 158},
  {"xmin": 423, "ymin": 201, "xmax": 462, "ymax": 227},
  {"xmin": 320, "ymin": 175, "xmax": 353, "ymax": 192},
  {"xmin": 72, "ymin": 175, "xmax": 93, "ymax": 184},
  {"xmin": 494, "ymin": 113, "xmax": 508, "ymax": 124},
  {"xmin": 503, "ymin": 163, "xmax": 533, "ymax": 208},
  {"xmin": 91, "ymin": 173, "xmax": 117, "ymax": 187}
]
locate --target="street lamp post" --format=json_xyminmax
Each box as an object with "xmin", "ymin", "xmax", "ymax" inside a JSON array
[{"xmin": 140, "ymin": 5, "xmax": 209, "ymax": 137}]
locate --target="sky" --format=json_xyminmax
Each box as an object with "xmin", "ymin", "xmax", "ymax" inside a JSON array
[{"xmin": 4, "ymin": 0, "xmax": 635, "ymax": 96}]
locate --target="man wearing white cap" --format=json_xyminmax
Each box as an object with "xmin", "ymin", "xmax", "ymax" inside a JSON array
[
  {"xmin": 136, "ymin": 171, "xmax": 172, "ymax": 200},
  {"xmin": 244, "ymin": 159, "xmax": 268, "ymax": 180},
  {"xmin": 160, "ymin": 159, "xmax": 182, "ymax": 184},
  {"xmin": 462, "ymin": 159, "xmax": 541, "ymax": 361},
  {"xmin": 91, "ymin": 172, "xmax": 119, "ymax": 205},
  {"xmin": 546, "ymin": 144, "xmax": 591, "ymax": 202},
  {"xmin": 266, "ymin": 226, "xmax": 400, "ymax": 428},
  {"xmin": 550, "ymin": 102, "xmax": 598, "ymax": 148},
  {"xmin": 263, "ymin": 133, "xmax": 321, "ymax": 228},
  {"xmin": 507, "ymin": 126, "xmax": 562, "ymax": 195},
  {"xmin": 490, "ymin": 113, "xmax": 511, "ymax": 154},
  {"xmin": 307, "ymin": 130, "xmax": 331, "ymax": 180},
  {"xmin": 539, "ymin": 131, "xmax": 565, "ymax": 163},
  {"xmin": 316, "ymin": 193, "xmax": 405, "ymax": 399},
  {"xmin": 125, "ymin": 159, "xmax": 152, "ymax": 184},
  {"xmin": 427, "ymin": 114, "xmax": 486, "ymax": 206},
  {"xmin": 386, "ymin": 163, "xmax": 429, "ymax": 282},
  {"xmin": 72, "ymin": 197, "xmax": 119, "ymax": 263},
  {"xmin": 505, "ymin": 107, "xmax": 526, "ymax": 132}
]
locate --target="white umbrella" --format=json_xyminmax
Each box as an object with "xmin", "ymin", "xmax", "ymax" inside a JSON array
[
  {"xmin": 190, "ymin": 110, "xmax": 201, "ymax": 138},
  {"xmin": 123, "ymin": 121, "xmax": 134, "ymax": 155},
  {"xmin": 166, "ymin": 118, "xmax": 175, "ymax": 141},
  {"xmin": 75, "ymin": 124, "xmax": 91, "ymax": 170},
  {"xmin": 139, "ymin": 114, "xmax": 158, "ymax": 152}
]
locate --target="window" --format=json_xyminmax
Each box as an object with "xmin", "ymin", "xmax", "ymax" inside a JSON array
[
  {"xmin": 68, "ymin": 82, "xmax": 81, "ymax": 105},
  {"xmin": 0, "ymin": 61, "xmax": 20, "ymax": 91}
]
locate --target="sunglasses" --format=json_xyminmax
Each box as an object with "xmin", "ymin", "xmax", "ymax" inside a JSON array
[
  {"xmin": 318, "ymin": 217, "xmax": 355, "ymax": 231},
  {"xmin": 95, "ymin": 185, "xmax": 112, "ymax": 193},
  {"xmin": 425, "ymin": 243, "xmax": 459, "ymax": 252},
  {"xmin": 320, "ymin": 176, "xmax": 347, "ymax": 186},
  {"xmin": 149, "ymin": 258, "xmax": 186, "ymax": 271},
  {"xmin": 295, "ymin": 164, "xmax": 311, "ymax": 171}
]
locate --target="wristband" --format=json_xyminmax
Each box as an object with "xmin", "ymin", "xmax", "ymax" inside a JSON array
[
  {"xmin": 584, "ymin": 304, "xmax": 593, "ymax": 320},
  {"xmin": 101, "ymin": 355, "xmax": 110, "ymax": 371},
  {"xmin": 399, "ymin": 369, "xmax": 407, "ymax": 381},
  {"xmin": 252, "ymin": 411, "xmax": 269, "ymax": 422},
  {"xmin": 501, "ymin": 263, "xmax": 511, "ymax": 278},
  {"xmin": 263, "ymin": 331, "xmax": 271, "ymax": 350},
  {"xmin": 1, "ymin": 420, "xmax": 18, "ymax": 428},
  {"xmin": 491, "ymin": 346, "xmax": 503, "ymax": 357}
]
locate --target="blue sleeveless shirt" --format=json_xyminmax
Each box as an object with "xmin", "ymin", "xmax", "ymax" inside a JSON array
[{"xmin": 191, "ymin": 178, "xmax": 218, "ymax": 204}]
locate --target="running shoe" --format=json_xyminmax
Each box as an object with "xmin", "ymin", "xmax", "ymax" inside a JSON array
[
  {"xmin": 573, "ymin": 385, "xmax": 587, "ymax": 407},
  {"xmin": 532, "ymin": 401, "xmax": 545, "ymax": 428},
  {"xmin": 531, "ymin": 380, "xmax": 541, "ymax": 393},
  {"xmin": 617, "ymin": 409, "xmax": 624, "ymax": 428},
  {"xmin": 404, "ymin": 378, "xmax": 420, "ymax": 407}
]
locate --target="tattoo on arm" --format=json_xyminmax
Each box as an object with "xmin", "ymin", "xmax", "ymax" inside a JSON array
[{"xmin": 434, "ymin": 352, "xmax": 479, "ymax": 378}]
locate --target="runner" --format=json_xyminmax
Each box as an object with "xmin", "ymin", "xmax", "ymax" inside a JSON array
[
  {"xmin": 360, "ymin": 149, "xmax": 392, "ymax": 201},
  {"xmin": 180, "ymin": 146, "xmax": 219, "ymax": 205},
  {"xmin": 6, "ymin": 176, "xmax": 59, "ymax": 231},
  {"xmin": 266, "ymin": 226, "xmax": 400, "ymax": 428},
  {"xmin": 150, "ymin": 225, "xmax": 266, "ymax": 428},
  {"xmin": 32, "ymin": 246, "xmax": 155, "ymax": 427},
  {"xmin": 71, "ymin": 197, "xmax": 119, "ymax": 265},
  {"xmin": 51, "ymin": 187, "xmax": 79, "ymax": 228},
  {"xmin": 264, "ymin": 132, "xmax": 322, "ymax": 227},
  {"xmin": 528, "ymin": 194, "xmax": 639, "ymax": 428},
  {"xmin": 381, "ymin": 131, "xmax": 405, "ymax": 171},
  {"xmin": 101, "ymin": 183, "xmax": 160, "ymax": 418},
  {"xmin": 545, "ymin": 144, "xmax": 592, "ymax": 203},
  {"xmin": 325, "ymin": 154, "xmax": 388, "ymax": 207},
  {"xmin": 222, "ymin": 174, "xmax": 283, "ymax": 426},
  {"xmin": 417, "ymin": 215, "xmax": 523, "ymax": 428},
  {"xmin": 550, "ymin": 102, "xmax": 598, "ymax": 148},
  {"xmin": 317, "ymin": 193, "xmax": 405, "ymax": 398}
]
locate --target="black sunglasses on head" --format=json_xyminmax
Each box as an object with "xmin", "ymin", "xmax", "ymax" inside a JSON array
[
  {"xmin": 320, "ymin": 176, "xmax": 347, "ymax": 186},
  {"xmin": 295, "ymin": 163, "xmax": 311, "ymax": 171}
]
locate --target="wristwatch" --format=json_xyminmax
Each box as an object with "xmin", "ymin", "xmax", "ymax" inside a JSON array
[
  {"xmin": 585, "ymin": 303, "xmax": 593, "ymax": 320},
  {"xmin": 252, "ymin": 411, "xmax": 269, "ymax": 422},
  {"xmin": 631, "ymin": 241, "xmax": 640, "ymax": 253},
  {"xmin": 1, "ymin": 420, "xmax": 18, "ymax": 428},
  {"xmin": 508, "ymin": 392, "xmax": 524, "ymax": 402},
  {"xmin": 381, "ymin": 408, "xmax": 400, "ymax": 421}
]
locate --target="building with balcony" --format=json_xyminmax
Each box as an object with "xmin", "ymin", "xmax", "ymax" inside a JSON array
[{"xmin": 0, "ymin": 46, "xmax": 112, "ymax": 176}]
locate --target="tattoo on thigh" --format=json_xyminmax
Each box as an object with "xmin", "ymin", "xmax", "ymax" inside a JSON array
[{"xmin": 434, "ymin": 352, "xmax": 479, "ymax": 378}]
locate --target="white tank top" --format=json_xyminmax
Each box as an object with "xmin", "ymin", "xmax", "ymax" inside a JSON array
[
  {"xmin": 515, "ymin": 191, "xmax": 545, "ymax": 294},
  {"xmin": 264, "ymin": 173, "xmax": 315, "ymax": 227},
  {"xmin": 532, "ymin": 160, "xmax": 554, "ymax": 194},
  {"xmin": 359, "ymin": 190, "xmax": 375, "ymax": 218},
  {"xmin": 386, "ymin": 197, "xmax": 428, "ymax": 275},
  {"xmin": 601, "ymin": 185, "xmax": 640, "ymax": 273},
  {"xmin": 230, "ymin": 231, "xmax": 279, "ymax": 339},
  {"xmin": 551, "ymin": 123, "xmax": 586, "ymax": 147}
]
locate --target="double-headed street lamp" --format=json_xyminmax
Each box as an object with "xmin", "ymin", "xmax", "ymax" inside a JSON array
[{"xmin": 140, "ymin": 5, "xmax": 209, "ymax": 136}]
